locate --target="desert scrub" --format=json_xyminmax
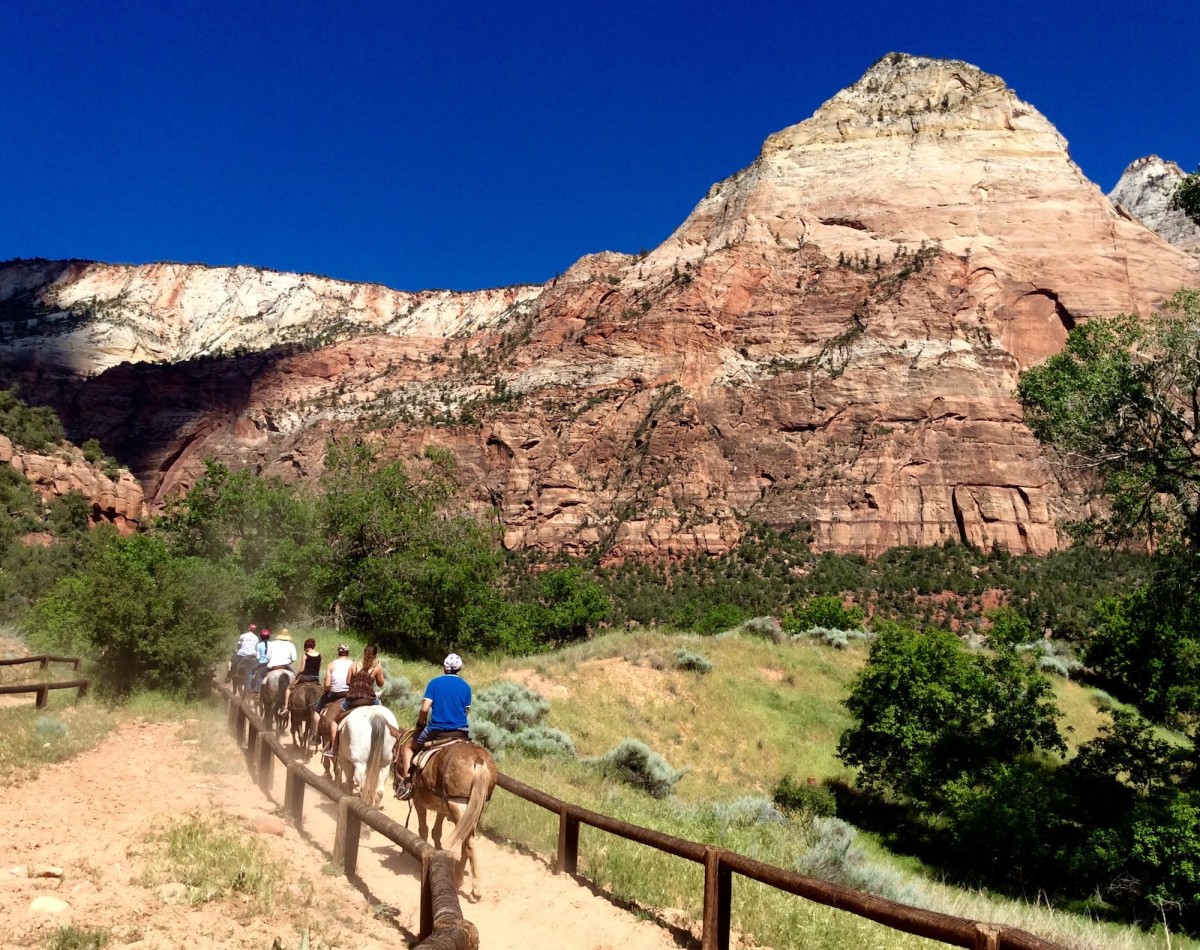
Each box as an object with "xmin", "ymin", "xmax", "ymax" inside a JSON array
[
  {"xmin": 672, "ymin": 648, "xmax": 713, "ymax": 673},
  {"xmin": 772, "ymin": 774, "xmax": 836, "ymax": 818},
  {"xmin": 45, "ymin": 927, "xmax": 110, "ymax": 950},
  {"xmin": 588, "ymin": 739, "xmax": 686, "ymax": 798},
  {"xmin": 470, "ymin": 680, "xmax": 575, "ymax": 758},
  {"xmin": 0, "ymin": 702, "xmax": 117, "ymax": 786},
  {"xmin": 144, "ymin": 814, "xmax": 284, "ymax": 910}
]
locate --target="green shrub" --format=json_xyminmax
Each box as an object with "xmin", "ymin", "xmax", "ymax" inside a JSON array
[
  {"xmin": 0, "ymin": 388, "xmax": 64, "ymax": 451},
  {"xmin": 772, "ymin": 774, "xmax": 836, "ymax": 817},
  {"xmin": 797, "ymin": 816, "xmax": 924, "ymax": 905},
  {"xmin": 473, "ymin": 680, "xmax": 549, "ymax": 732},
  {"xmin": 695, "ymin": 603, "xmax": 750, "ymax": 634},
  {"xmin": 672, "ymin": 648, "xmax": 712, "ymax": 673},
  {"xmin": 46, "ymin": 927, "xmax": 111, "ymax": 950},
  {"xmin": 736, "ymin": 616, "xmax": 784, "ymax": 640},
  {"xmin": 469, "ymin": 717, "xmax": 507, "ymax": 754},
  {"xmin": 510, "ymin": 725, "xmax": 575, "ymax": 758},
  {"xmin": 589, "ymin": 739, "xmax": 686, "ymax": 798},
  {"xmin": 782, "ymin": 595, "xmax": 864, "ymax": 635},
  {"xmin": 710, "ymin": 796, "xmax": 786, "ymax": 831}
]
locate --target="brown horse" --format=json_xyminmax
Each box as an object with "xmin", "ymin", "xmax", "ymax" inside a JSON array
[
  {"xmin": 395, "ymin": 737, "xmax": 497, "ymax": 901},
  {"xmin": 259, "ymin": 669, "xmax": 293, "ymax": 735},
  {"xmin": 289, "ymin": 680, "xmax": 323, "ymax": 753}
]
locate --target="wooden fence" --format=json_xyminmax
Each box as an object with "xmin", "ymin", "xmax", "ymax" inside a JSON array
[
  {"xmin": 218, "ymin": 684, "xmax": 478, "ymax": 949},
  {"xmin": 495, "ymin": 773, "xmax": 1068, "ymax": 950},
  {"xmin": 0, "ymin": 655, "xmax": 83, "ymax": 671},
  {"xmin": 218, "ymin": 680, "xmax": 1066, "ymax": 950},
  {"xmin": 0, "ymin": 655, "xmax": 89, "ymax": 709}
]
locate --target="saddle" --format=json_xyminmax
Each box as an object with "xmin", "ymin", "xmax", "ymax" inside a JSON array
[{"xmin": 413, "ymin": 732, "xmax": 469, "ymax": 772}]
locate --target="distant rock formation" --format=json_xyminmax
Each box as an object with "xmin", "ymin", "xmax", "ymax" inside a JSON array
[
  {"xmin": 0, "ymin": 434, "xmax": 145, "ymax": 533},
  {"xmin": 1109, "ymin": 155, "xmax": 1200, "ymax": 256},
  {"xmin": 2, "ymin": 54, "xmax": 1197, "ymax": 558}
]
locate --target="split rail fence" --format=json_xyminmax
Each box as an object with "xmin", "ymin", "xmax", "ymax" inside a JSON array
[
  {"xmin": 218, "ymin": 683, "xmax": 478, "ymax": 949},
  {"xmin": 218, "ymin": 680, "xmax": 1066, "ymax": 950},
  {"xmin": 0, "ymin": 655, "xmax": 89, "ymax": 708}
]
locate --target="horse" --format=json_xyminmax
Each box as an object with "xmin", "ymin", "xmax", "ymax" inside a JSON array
[
  {"xmin": 335, "ymin": 705, "xmax": 398, "ymax": 806},
  {"xmin": 289, "ymin": 680, "xmax": 323, "ymax": 753},
  {"xmin": 395, "ymin": 736, "xmax": 497, "ymax": 901},
  {"xmin": 259, "ymin": 669, "xmax": 294, "ymax": 735},
  {"xmin": 230, "ymin": 654, "xmax": 257, "ymax": 697}
]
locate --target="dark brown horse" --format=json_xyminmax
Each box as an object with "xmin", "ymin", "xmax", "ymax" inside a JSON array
[
  {"xmin": 395, "ymin": 737, "xmax": 497, "ymax": 901},
  {"xmin": 289, "ymin": 680, "xmax": 323, "ymax": 752}
]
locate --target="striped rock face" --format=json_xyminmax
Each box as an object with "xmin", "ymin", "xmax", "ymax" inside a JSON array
[{"xmin": 2, "ymin": 54, "xmax": 1197, "ymax": 557}]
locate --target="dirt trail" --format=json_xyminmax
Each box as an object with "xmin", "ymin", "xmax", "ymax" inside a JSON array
[{"xmin": 0, "ymin": 714, "xmax": 685, "ymax": 950}]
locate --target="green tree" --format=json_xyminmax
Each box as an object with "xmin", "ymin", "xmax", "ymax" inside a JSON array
[
  {"xmin": 535, "ymin": 565, "xmax": 610, "ymax": 642},
  {"xmin": 837, "ymin": 623, "xmax": 1063, "ymax": 808},
  {"xmin": 1173, "ymin": 169, "xmax": 1200, "ymax": 226},
  {"xmin": 1017, "ymin": 289, "xmax": 1200, "ymax": 547},
  {"xmin": 25, "ymin": 533, "xmax": 243, "ymax": 695}
]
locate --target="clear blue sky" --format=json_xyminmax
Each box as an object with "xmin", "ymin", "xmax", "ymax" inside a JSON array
[{"xmin": 3, "ymin": 1, "xmax": 1197, "ymax": 292}]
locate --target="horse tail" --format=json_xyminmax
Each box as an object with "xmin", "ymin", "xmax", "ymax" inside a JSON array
[
  {"xmin": 446, "ymin": 758, "xmax": 489, "ymax": 852},
  {"xmin": 362, "ymin": 713, "xmax": 387, "ymax": 805}
]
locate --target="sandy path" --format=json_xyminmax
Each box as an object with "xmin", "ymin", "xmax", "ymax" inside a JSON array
[{"xmin": 0, "ymin": 713, "xmax": 684, "ymax": 950}]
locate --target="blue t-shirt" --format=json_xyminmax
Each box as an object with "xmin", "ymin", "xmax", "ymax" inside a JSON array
[{"xmin": 424, "ymin": 674, "xmax": 472, "ymax": 732}]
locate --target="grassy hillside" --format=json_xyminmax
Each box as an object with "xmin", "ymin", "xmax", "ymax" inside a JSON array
[{"xmin": 305, "ymin": 627, "xmax": 1185, "ymax": 950}]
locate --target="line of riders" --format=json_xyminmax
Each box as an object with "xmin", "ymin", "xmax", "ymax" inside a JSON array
[{"xmin": 230, "ymin": 623, "xmax": 471, "ymax": 801}]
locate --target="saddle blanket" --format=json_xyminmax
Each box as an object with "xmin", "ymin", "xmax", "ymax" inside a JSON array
[{"xmin": 414, "ymin": 734, "xmax": 468, "ymax": 771}]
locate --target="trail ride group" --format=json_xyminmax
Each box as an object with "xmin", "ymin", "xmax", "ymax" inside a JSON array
[{"xmin": 229, "ymin": 624, "xmax": 497, "ymax": 900}]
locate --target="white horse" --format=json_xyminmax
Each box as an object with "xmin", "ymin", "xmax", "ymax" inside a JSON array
[{"xmin": 336, "ymin": 705, "xmax": 399, "ymax": 806}]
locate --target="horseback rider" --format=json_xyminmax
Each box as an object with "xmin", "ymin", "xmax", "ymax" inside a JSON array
[
  {"xmin": 325, "ymin": 644, "xmax": 384, "ymax": 759},
  {"xmin": 315, "ymin": 643, "xmax": 354, "ymax": 745},
  {"xmin": 282, "ymin": 637, "xmax": 320, "ymax": 710},
  {"xmin": 249, "ymin": 628, "xmax": 272, "ymax": 694},
  {"xmin": 265, "ymin": 628, "xmax": 298, "ymax": 674},
  {"xmin": 231, "ymin": 623, "xmax": 257, "ymax": 683},
  {"xmin": 395, "ymin": 653, "xmax": 471, "ymax": 801}
]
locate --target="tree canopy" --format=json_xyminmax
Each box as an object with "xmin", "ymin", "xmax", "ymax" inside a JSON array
[{"xmin": 1017, "ymin": 289, "xmax": 1200, "ymax": 547}]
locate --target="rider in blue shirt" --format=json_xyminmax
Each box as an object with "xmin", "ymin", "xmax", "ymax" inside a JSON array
[{"xmin": 395, "ymin": 653, "xmax": 471, "ymax": 800}]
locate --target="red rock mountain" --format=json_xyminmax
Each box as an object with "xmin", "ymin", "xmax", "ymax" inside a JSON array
[{"xmin": 2, "ymin": 54, "xmax": 1197, "ymax": 558}]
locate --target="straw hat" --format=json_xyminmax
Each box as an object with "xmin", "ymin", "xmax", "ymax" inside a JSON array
[{"xmin": 275, "ymin": 628, "xmax": 292, "ymax": 641}]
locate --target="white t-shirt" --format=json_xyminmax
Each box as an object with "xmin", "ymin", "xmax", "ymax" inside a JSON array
[
  {"xmin": 235, "ymin": 632, "xmax": 258, "ymax": 657},
  {"xmin": 327, "ymin": 656, "xmax": 354, "ymax": 693},
  {"xmin": 265, "ymin": 640, "xmax": 298, "ymax": 668}
]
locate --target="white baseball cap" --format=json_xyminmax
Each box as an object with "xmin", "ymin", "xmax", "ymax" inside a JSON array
[{"xmin": 443, "ymin": 653, "xmax": 463, "ymax": 672}]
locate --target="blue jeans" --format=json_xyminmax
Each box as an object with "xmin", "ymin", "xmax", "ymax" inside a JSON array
[{"xmin": 249, "ymin": 662, "xmax": 267, "ymax": 692}]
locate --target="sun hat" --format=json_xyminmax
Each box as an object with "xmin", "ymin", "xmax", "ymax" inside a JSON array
[
  {"xmin": 443, "ymin": 653, "xmax": 463, "ymax": 672},
  {"xmin": 276, "ymin": 628, "xmax": 292, "ymax": 641}
]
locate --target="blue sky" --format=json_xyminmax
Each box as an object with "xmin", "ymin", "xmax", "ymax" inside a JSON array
[{"xmin": 3, "ymin": 1, "xmax": 1197, "ymax": 292}]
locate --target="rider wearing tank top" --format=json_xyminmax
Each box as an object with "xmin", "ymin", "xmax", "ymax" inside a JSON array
[{"xmin": 316, "ymin": 647, "xmax": 354, "ymax": 712}]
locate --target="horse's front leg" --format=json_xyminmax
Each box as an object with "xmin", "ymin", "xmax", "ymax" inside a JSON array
[
  {"xmin": 417, "ymin": 805, "xmax": 429, "ymax": 842},
  {"xmin": 432, "ymin": 814, "xmax": 445, "ymax": 851}
]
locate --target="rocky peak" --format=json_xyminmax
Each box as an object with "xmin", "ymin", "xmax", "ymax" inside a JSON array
[{"xmin": 1109, "ymin": 155, "xmax": 1200, "ymax": 255}]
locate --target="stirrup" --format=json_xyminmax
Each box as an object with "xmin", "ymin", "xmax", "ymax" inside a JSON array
[{"xmin": 395, "ymin": 779, "xmax": 413, "ymax": 801}]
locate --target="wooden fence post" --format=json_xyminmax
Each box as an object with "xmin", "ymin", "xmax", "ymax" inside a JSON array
[
  {"xmin": 973, "ymin": 925, "xmax": 1000, "ymax": 950},
  {"xmin": 35, "ymin": 686, "xmax": 47, "ymax": 709},
  {"xmin": 333, "ymin": 800, "xmax": 361, "ymax": 875},
  {"xmin": 701, "ymin": 846, "xmax": 731, "ymax": 950},
  {"xmin": 257, "ymin": 737, "xmax": 273, "ymax": 794},
  {"xmin": 286, "ymin": 767, "xmax": 306, "ymax": 832},
  {"xmin": 77, "ymin": 682, "xmax": 89, "ymax": 701},
  {"xmin": 556, "ymin": 804, "xmax": 579, "ymax": 875},
  {"xmin": 420, "ymin": 850, "xmax": 434, "ymax": 940},
  {"xmin": 39, "ymin": 657, "xmax": 49, "ymax": 670}
]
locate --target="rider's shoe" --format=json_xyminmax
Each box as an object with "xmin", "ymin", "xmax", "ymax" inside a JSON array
[{"xmin": 395, "ymin": 778, "xmax": 413, "ymax": 801}]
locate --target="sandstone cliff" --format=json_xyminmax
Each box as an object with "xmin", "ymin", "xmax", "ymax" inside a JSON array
[
  {"xmin": 1109, "ymin": 155, "xmax": 1200, "ymax": 256},
  {"xmin": 0, "ymin": 434, "xmax": 145, "ymax": 533},
  {"xmin": 2, "ymin": 54, "xmax": 1197, "ymax": 558}
]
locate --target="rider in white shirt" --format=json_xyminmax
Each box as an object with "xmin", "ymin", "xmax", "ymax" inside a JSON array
[
  {"xmin": 235, "ymin": 624, "xmax": 259, "ymax": 657},
  {"xmin": 265, "ymin": 629, "xmax": 298, "ymax": 670}
]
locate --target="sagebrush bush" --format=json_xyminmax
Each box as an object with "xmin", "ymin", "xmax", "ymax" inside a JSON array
[
  {"xmin": 473, "ymin": 680, "xmax": 550, "ymax": 732},
  {"xmin": 589, "ymin": 739, "xmax": 686, "ymax": 798},
  {"xmin": 710, "ymin": 796, "xmax": 786, "ymax": 831},
  {"xmin": 672, "ymin": 648, "xmax": 713, "ymax": 673},
  {"xmin": 737, "ymin": 616, "xmax": 784, "ymax": 641},
  {"xmin": 790, "ymin": 626, "xmax": 873, "ymax": 649},
  {"xmin": 772, "ymin": 774, "xmax": 836, "ymax": 817},
  {"xmin": 1017, "ymin": 639, "xmax": 1083, "ymax": 679},
  {"xmin": 469, "ymin": 717, "xmax": 508, "ymax": 754},
  {"xmin": 510, "ymin": 725, "xmax": 576, "ymax": 758},
  {"xmin": 379, "ymin": 674, "xmax": 415, "ymax": 707},
  {"xmin": 797, "ymin": 816, "xmax": 924, "ymax": 905}
]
